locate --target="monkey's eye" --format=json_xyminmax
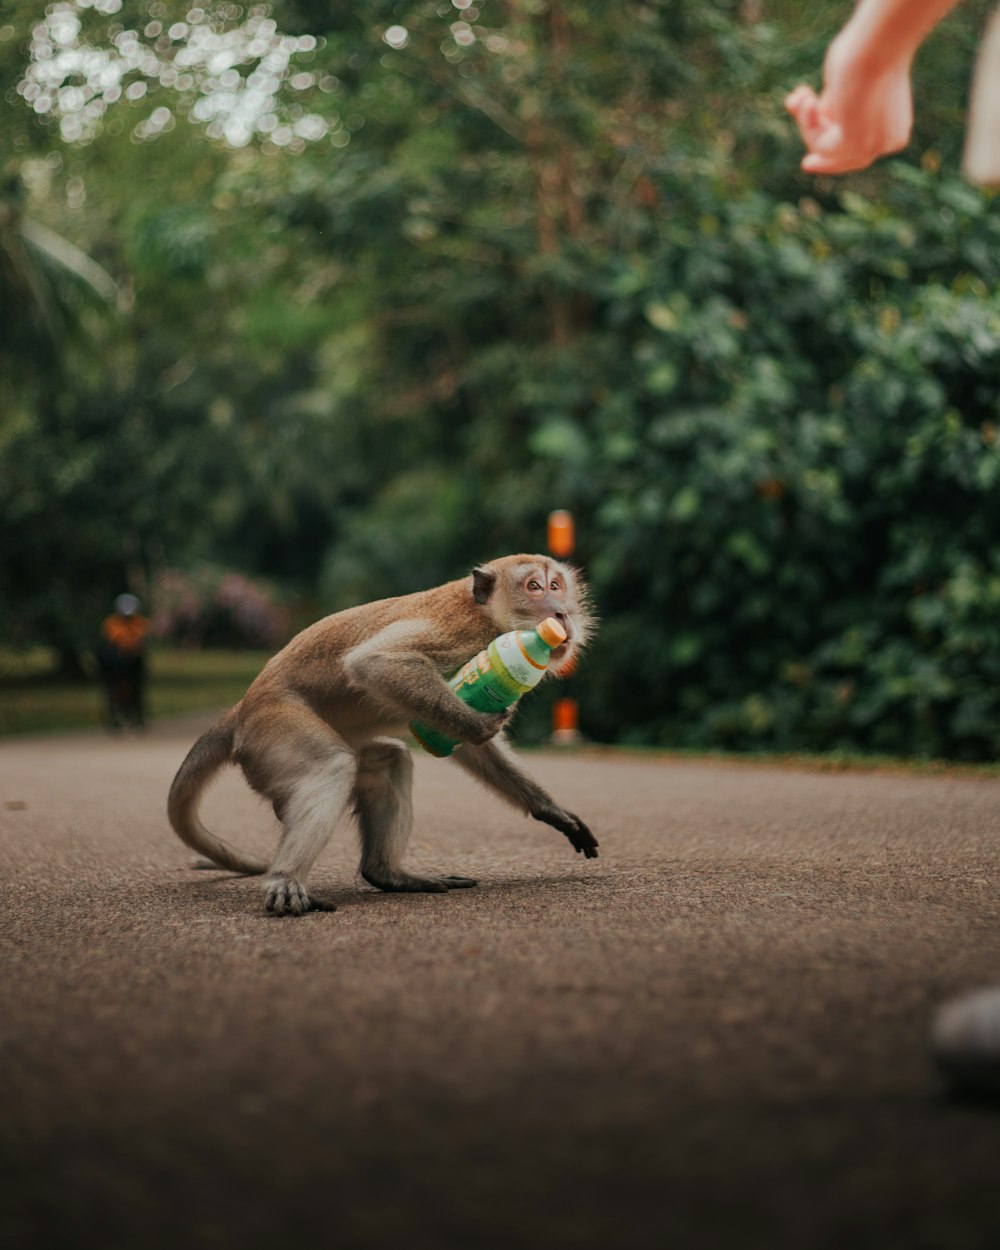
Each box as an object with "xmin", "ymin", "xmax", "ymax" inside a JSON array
[
  {"xmin": 527, "ymin": 580, "xmax": 542, "ymax": 591},
  {"xmin": 550, "ymin": 581, "xmax": 562, "ymax": 592}
]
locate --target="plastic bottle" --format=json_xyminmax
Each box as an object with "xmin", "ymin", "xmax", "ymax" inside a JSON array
[{"xmin": 410, "ymin": 616, "xmax": 568, "ymax": 757}]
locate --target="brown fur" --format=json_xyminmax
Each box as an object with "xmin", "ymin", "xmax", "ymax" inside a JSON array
[{"xmin": 167, "ymin": 555, "xmax": 598, "ymax": 915}]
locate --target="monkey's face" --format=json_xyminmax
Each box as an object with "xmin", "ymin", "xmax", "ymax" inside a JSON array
[{"xmin": 472, "ymin": 555, "xmax": 594, "ymax": 676}]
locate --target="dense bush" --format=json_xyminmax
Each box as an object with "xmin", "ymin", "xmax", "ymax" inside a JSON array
[{"xmin": 549, "ymin": 167, "xmax": 1000, "ymax": 758}]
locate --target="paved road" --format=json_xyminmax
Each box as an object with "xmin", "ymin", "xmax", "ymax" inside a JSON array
[{"xmin": 2, "ymin": 715, "xmax": 999, "ymax": 1250}]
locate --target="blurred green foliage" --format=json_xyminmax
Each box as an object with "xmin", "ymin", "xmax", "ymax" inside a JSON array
[
  {"xmin": 572, "ymin": 171, "xmax": 1000, "ymax": 758},
  {"xmin": 2, "ymin": 0, "xmax": 1000, "ymax": 756}
]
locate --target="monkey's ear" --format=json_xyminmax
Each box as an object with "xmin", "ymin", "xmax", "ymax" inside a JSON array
[{"xmin": 471, "ymin": 567, "xmax": 497, "ymax": 604}]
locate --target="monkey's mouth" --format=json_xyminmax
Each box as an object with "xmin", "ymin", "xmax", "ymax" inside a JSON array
[{"xmin": 548, "ymin": 640, "xmax": 575, "ymax": 673}]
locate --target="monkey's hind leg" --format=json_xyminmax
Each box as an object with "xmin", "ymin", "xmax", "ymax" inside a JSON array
[
  {"xmin": 354, "ymin": 738, "xmax": 477, "ymax": 894},
  {"xmin": 242, "ymin": 707, "xmax": 357, "ymax": 916}
]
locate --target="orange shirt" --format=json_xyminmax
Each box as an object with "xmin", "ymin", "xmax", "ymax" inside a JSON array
[{"xmin": 102, "ymin": 614, "xmax": 150, "ymax": 656}]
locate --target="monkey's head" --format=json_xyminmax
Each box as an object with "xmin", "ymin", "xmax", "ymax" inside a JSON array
[{"xmin": 469, "ymin": 554, "xmax": 594, "ymax": 677}]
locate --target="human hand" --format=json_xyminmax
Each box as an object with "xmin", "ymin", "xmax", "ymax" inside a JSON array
[{"xmin": 785, "ymin": 27, "xmax": 913, "ymax": 174}]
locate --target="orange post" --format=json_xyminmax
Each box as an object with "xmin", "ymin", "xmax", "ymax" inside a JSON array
[
  {"xmin": 547, "ymin": 509, "xmax": 575, "ymax": 559},
  {"xmin": 547, "ymin": 509, "xmax": 581, "ymax": 745},
  {"xmin": 551, "ymin": 697, "xmax": 580, "ymax": 746}
]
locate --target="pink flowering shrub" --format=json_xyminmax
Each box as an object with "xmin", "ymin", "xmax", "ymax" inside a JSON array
[{"xmin": 152, "ymin": 567, "xmax": 290, "ymax": 649}]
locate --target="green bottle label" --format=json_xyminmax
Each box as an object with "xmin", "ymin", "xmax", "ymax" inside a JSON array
[{"xmin": 410, "ymin": 624, "xmax": 558, "ymax": 757}]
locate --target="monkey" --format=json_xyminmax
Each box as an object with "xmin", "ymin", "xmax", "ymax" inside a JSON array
[{"xmin": 167, "ymin": 554, "xmax": 599, "ymax": 916}]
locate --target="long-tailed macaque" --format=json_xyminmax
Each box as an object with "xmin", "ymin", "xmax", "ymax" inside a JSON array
[{"xmin": 167, "ymin": 554, "xmax": 598, "ymax": 915}]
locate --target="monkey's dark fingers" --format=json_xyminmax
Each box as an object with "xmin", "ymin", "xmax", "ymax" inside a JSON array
[
  {"xmin": 462, "ymin": 710, "xmax": 511, "ymax": 746},
  {"xmin": 265, "ymin": 875, "xmax": 334, "ymax": 915},
  {"xmin": 575, "ymin": 820, "xmax": 600, "ymax": 858},
  {"xmin": 566, "ymin": 816, "xmax": 599, "ymax": 858},
  {"xmin": 363, "ymin": 870, "xmax": 478, "ymax": 892},
  {"xmin": 309, "ymin": 894, "xmax": 339, "ymax": 912},
  {"xmin": 532, "ymin": 807, "xmax": 599, "ymax": 858}
]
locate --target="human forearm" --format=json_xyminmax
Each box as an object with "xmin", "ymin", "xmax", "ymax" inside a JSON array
[{"xmin": 840, "ymin": 0, "xmax": 964, "ymax": 73}]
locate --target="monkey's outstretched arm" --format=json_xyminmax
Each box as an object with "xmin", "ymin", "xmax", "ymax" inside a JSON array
[
  {"xmin": 452, "ymin": 738, "xmax": 599, "ymax": 858},
  {"xmin": 345, "ymin": 644, "xmax": 508, "ymax": 746}
]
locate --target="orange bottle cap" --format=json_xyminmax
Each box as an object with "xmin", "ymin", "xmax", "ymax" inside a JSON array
[{"xmin": 536, "ymin": 617, "xmax": 567, "ymax": 648}]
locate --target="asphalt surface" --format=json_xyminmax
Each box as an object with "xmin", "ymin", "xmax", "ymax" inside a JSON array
[{"xmin": 2, "ymin": 713, "xmax": 1000, "ymax": 1250}]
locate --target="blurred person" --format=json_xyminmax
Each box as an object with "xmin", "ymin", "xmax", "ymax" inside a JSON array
[
  {"xmin": 97, "ymin": 593, "xmax": 150, "ymax": 730},
  {"xmin": 785, "ymin": 0, "xmax": 1000, "ymax": 184},
  {"xmin": 788, "ymin": 0, "xmax": 1000, "ymax": 1094}
]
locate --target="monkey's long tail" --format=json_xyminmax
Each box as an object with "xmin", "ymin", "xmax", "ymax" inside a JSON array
[{"xmin": 167, "ymin": 711, "xmax": 268, "ymax": 875}]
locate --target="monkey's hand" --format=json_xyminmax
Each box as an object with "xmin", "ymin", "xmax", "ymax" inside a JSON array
[
  {"xmin": 461, "ymin": 708, "xmax": 513, "ymax": 747},
  {"xmin": 532, "ymin": 803, "xmax": 599, "ymax": 859}
]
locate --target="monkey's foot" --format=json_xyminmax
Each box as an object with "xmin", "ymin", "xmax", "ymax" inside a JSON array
[
  {"xmin": 264, "ymin": 874, "xmax": 337, "ymax": 916},
  {"xmin": 362, "ymin": 871, "xmax": 478, "ymax": 893}
]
